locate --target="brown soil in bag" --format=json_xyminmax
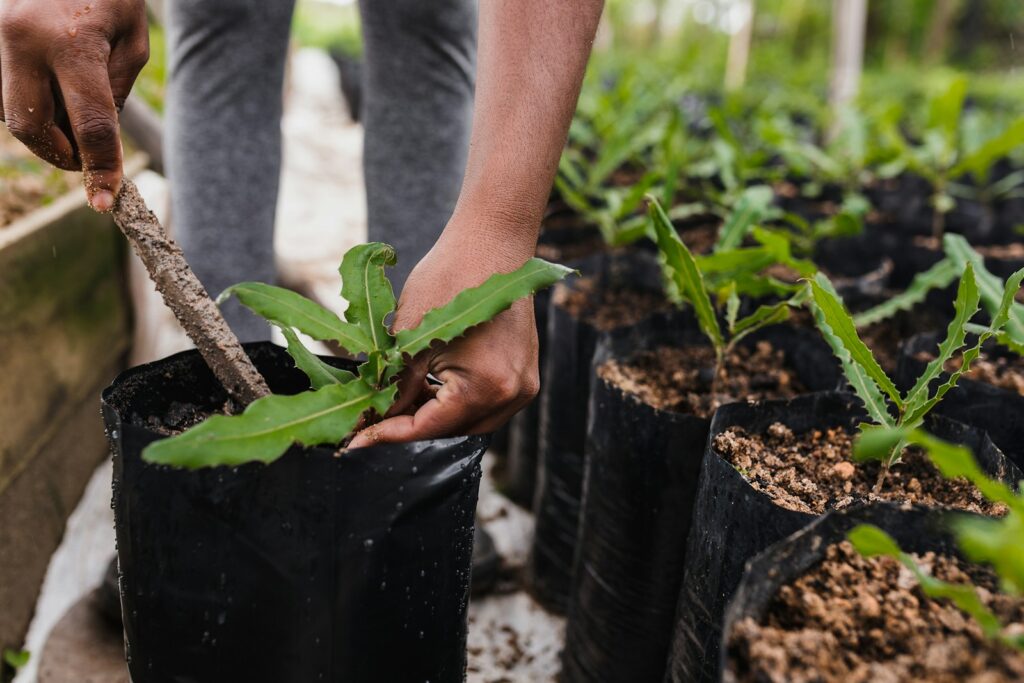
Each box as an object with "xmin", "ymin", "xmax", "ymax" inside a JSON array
[
  {"xmin": 728, "ymin": 540, "xmax": 1024, "ymax": 683},
  {"xmin": 713, "ymin": 423, "xmax": 1007, "ymax": 516},
  {"xmin": 598, "ymin": 340, "xmax": 805, "ymax": 418},
  {"xmin": 554, "ymin": 277, "xmax": 667, "ymax": 331}
]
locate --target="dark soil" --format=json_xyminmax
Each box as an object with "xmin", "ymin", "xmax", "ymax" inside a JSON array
[
  {"xmin": 553, "ymin": 277, "xmax": 667, "ymax": 331},
  {"xmin": 915, "ymin": 349, "xmax": 1024, "ymax": 396},
  {"xmin": 859, "ymin": 306, "xmax": 949, "ymax": 372},
  {"xmin": 727, "ymin": 540, "xmax": 1024, "ymax": 683},
  {"xmin": 142, "ymin": 401, "xmax": 218, "ymax": 436},
  {"xmin": 535, "ymin": 235, "xmax": 605, "ymax": 263},
  {"xmin": 678, "ymin": 223, "xmax": 719, "ymax": 255},
  {"xmin": 597, "ymin": 340, "xmax": 805, "ymax": 418},
  {"xmin": 714, "ymin": 423, "xmax": 1007, "ymax": 516}
]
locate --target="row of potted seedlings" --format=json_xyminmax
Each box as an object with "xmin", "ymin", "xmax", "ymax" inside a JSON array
[{"xmin": 501, "ymin": 155, "xmax": 1024, "ymax": 682}]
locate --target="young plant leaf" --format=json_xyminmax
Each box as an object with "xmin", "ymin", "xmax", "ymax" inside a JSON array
[
  {"xmin": 395, "ymin": 258, "xmax": 574, "ymax": 358},
  {"xmin": 648, "ymin": 196, "xmax": 723, "ymax": 350},
  {"xmin": 221, "ymin": 283, "xmax": 372, "ymax": 354},
  {"xmin": 953, "ymin": 515, "xmax": 1024, "ymax": 597},
  {"xmin": 852, "ymin": 257, "xmax": 959, "ymax": 328},
  {"xmin": 714, "ymin": 185, "xmax": 774, "ymax": 252},
  {"xmin": 808, "ymin": 274, "xmax": 903, "ymax": 414},
  {"xmin": 902, "ymin": 264, "xmax": 980, "ymax": 420},
  {"xmin": 945, "ymin": 234, "xmax": 1024, "ymax": 345},
  {"xmin": 143, "ymin": 380, "xmax": 399, "ymax": 469},
  {"xmin": 904, "ymin": 266, "xmax": 1024, "ymax": 426},
  {"xmin": 279, "ymin": 326, "xmax": 356, "ymax": 389},
  {"xmin": 340, "ymin": 242, "xmax": 398, "ymax": 353},
  {"xmin": 730, "ymin": 302, "xmax": 791, "ymax": 347}
]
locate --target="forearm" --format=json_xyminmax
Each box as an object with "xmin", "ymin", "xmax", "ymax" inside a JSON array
[{"xmin": 444, "ymin": 0, "xmax": 604, "ymax": 266}]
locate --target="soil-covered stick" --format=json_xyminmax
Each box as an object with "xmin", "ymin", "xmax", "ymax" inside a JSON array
[{"xmin": 112, "ymin": 180, "xmax": 271, "ymax": 406}]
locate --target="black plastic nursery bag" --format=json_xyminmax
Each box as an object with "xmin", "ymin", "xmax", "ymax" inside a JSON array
[
  {"xmin": 664, "ymin": 391, "xmax": 1020, "ymax": 683},
  {"xmin": 528, "ymin": 249, "xmax": 663, "ymax": 613},
  {"xmin": 103, "ymin": 343, "xmax": 486, "ymax": 683},
  {"xmin": 721, "ymin": 503, "xmax": 965, "ymax": 682}
]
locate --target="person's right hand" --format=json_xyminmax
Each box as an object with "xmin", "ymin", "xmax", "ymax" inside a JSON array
[{"xmin": 0, "ymin": 0, "xmax": 148, "ymax": 212}]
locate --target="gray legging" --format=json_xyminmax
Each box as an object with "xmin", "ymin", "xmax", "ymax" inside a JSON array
[{"xmin": 166, "ymin": 0, "xmax": 478, "ymax": 341}]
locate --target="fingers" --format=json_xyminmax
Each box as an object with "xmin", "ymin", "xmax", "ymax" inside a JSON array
[
  {"xmin": 107, "ymin": 9, "xmax": 149, "ymax": 111},
  {"xmin": 52, "ymin": 54, "xmax": 123, "ymax": 211},
  {"xmin": 349, "ymin": 374, "xmax": 532, "ymax": 449},
  {"xmin": 1, "ymin": 68, "xmax": 77, "ymax": 170}
]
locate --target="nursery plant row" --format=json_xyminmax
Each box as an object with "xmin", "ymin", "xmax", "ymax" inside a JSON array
[
  {"xmin": 91, "ymin": 69, "xmax": 1024, "ymax": 682},
  {"xmin": 494, "ymin": 73, "xmax": 1024, "ymax": 683}
]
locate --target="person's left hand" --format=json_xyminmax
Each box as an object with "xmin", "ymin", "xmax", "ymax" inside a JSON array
[{"xmin": 348, "ymin": 230, "xmax": 540, "ymax": 448}]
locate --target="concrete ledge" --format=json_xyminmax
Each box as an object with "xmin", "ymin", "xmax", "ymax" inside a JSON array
[{"xmin": 0, "ymin": 183, "xmax": 133, "ymax": 657}]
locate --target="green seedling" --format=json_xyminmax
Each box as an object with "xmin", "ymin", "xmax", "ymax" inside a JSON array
[
  {"xmin": 808, "ymin": 262, "xmax": 1024, "ymax": 490},
  {"xmin": 143, "ymin": 243, "xmax": 573, "ymax": 469},
  {"xmin": 849, "ymin": 427, "xmax": 1024, "ymax": 650},
  {"xmin": 647, "ymin": 196, "xmax": 807, "ymax": 402},
  {"xmin": 879, "ymin": 76, "xmax": 1024, "ymax": 237}
]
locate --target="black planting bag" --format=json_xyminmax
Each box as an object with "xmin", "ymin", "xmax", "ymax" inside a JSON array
[
  {"xmin": 103, "ymin": 343, "xmax": 486, "ymax": 683},
  {"xmin": 561, "ymin": 312, "xmax": 708, "ymax": 683},
  {"xmin": 721, "ymin": 503, "xmax": 963, "ymax": 682},
  {"xmin": 497, "ymin": 289, "xmax": 552, "ymax": 508},
  {"xmin": 563, "ymin": 318, "xmax": 839, "ymax": 683},
  {"xmin": 663, "ymin": 391, "xmax": 1021, "ymax": 683},
  {"xmin": 528, "ymin": 249, "xmax": 663, "ymax": 613}
]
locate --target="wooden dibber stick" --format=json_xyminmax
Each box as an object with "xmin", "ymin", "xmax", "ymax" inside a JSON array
[{"xmin": 112, "ymin": 180, "xmax": 271, "ymax": 406}]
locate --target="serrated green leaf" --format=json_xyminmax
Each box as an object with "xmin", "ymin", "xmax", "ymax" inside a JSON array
[
  {"xmin": 809, "ymin": 274, "xmax": 903, "ymax": 414},
  {"xmin": 945, "ymin": 234, "xmax": 1024, "ymax": 345},
  {"xmin": 143, "ymin": 381, "xmax": 398, "ymax": 468},
  {"xmin": 395, "ymin": 259, "xmax": 574, "ymax": 358},
  {"xmin": 648, "ymin": 196, "xmax": 723, "ymax": 349},
  {"xmin": 279, "ymin": 327, "xmax": 355, "ymax": 389},
  {"xmin": 903, "ymin": 264, "xmax": 980, "ymax": 419},
  {"xmin": 714, "ymin": 185, "xmax": 774, "ymax": 252},
  {"xmin": 340, "ymin": 243, "xmax": 398, "ymax": 354},
  {"xmin": 853, "ymin": 257, "xmax": 959, "ymax": 328},
  {"xmin": 221, "ymin": 283, "xmax": 372, "ymax": 354}
]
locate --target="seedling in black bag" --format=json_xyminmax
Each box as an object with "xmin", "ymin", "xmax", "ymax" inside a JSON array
[
  {"xmin": 144, "ymin": 242, "xmax": 573, "ymax": 469},
  {"xmin": 808, "ymin": 260, "xmax": 1024, "ymax": 489},
  {"xmin": 646, "ymin": 196, "xmax": 810, "ymax": 403},
  {"xmin": 849, "ymin": 427, "xmax": 1024, "ymax": 651}
]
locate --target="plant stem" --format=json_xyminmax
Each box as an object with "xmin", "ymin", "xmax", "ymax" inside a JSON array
[
  {"xmin": 871, "ymin": 460, "xmax": 889, "ymax": 495},
  {"xmin": 112, "ymin": 180, "xmax": 271, "ymax": 406},
  {"xmin": 710, "ymin": 346, "xmax": 727, "ymax": 409}
]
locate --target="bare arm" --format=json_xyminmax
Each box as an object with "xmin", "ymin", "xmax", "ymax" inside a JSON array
[{"xmin": 351, "ymin": 0, "xmax": 605, "ymax": 447}]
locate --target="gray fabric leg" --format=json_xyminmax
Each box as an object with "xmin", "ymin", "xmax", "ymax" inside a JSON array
[
  {"xmin": 166, "ymin": 0, "xmax": 296, "ymax": 341},
  {"xmin": 358, "ymin": 0, "xmax": 478, "ymax": 293}
]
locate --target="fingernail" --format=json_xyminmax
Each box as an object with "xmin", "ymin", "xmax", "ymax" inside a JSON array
[{"xmin": 91, "ymin": 190, "xmax": 115, "ymax": 213}]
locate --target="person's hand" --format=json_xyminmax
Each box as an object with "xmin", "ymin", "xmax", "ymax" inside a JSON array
[
  {"xmin": 349, "ymin": 231, "xmax": 541, "ymax": 448},
  {"xmin": 0, "ymin": 0, "xmax": 149, "ymax": 211}
]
